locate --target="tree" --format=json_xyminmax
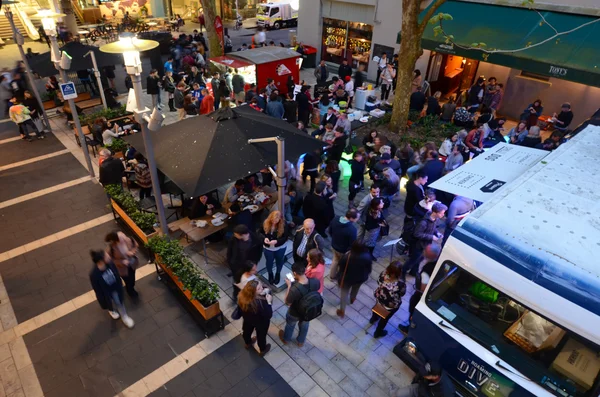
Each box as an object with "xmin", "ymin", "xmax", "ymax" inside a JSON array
[
  {"xmin": 390, "ymin": 0, "xmax": 446, "ymax": 133},
  {"xmin": 199, "ymin": 0, "xmax": 224, "ymax": 58}
]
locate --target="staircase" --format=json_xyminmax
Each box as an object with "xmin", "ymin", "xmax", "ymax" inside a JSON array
[{"xmin": 0, "ymin": 11, "xmax": 28, "ymax": 41}]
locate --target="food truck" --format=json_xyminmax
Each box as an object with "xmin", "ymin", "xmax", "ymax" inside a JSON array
[
  {"xmin": 210, "ymin": 46, "xmax": 301, "ymax": 95},
  {"xmin": 395, "ymin": 122, "xmax": 600, "ymax": 397}
]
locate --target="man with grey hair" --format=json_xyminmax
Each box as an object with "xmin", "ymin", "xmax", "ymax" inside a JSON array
[{"xmin": 292, "ymin": 219, "xmax": 325, "ymax": 264}]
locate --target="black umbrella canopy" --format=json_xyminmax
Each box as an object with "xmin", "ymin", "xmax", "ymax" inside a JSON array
[
  {"xmin": 125, "ymin": 106, "xmax": 325, "ymax": 198},
  {"xmin": 28, "ymin": 42, "xmax": 123, "ymax": 77}
]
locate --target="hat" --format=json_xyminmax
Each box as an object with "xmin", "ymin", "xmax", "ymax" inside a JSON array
[
  {"xmin": 381, "ymin": 153, "xmax": 391, "ymax": 160},
  {"xmin": 344, "ymin": 75, "xmax": 351, "ymax": 82},
  {"xmin": 561, "ymin": 102, "xmax": 571, "ymax": 109}
]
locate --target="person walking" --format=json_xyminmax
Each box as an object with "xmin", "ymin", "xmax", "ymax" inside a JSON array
[
  {"xmin": 314, "ymin": 60, "xmax": 329, "ymax": 84},
  {"xmin": 232, "ymin": 69, "xmax": 245, "ymax": 105},
  {"xmin": 226, "ymin": 224, "xmax": 263, "ymax": 280},
  {"xmin": 279, "ymin": 262, "xmax": 323, "ymax": 347},
  {"xmin": 336, "ymin": 241, "xmax": 372, "ymax": 318},
  {"xmin": 105, "ymin": 231, "xmax": 139, "ymax": 298},
  {"xmin": 9, "ymin": 97, "xmax": 42, "ymax": 141},
  {"xmin": 238, "ymin": 280, "xmax": 273, "ymax": 356},
  {"xmin": 380, "ymin": 64, "xmax": 395, "ymax": 105},
  {"xmin": 174, "ymin": 82, "xmax": 186, "ymax": 121},
  {"xmin": 375, "ymin": 52, "xmax": 388, "ymax": 87},
  {"xmin": 146, "ymin": 69, "xmax": 162, "ymax": 110},
  {"xmin": 292, "ymin": 219, "xmax": 325, "ymax": 264},
  {"xmin": 356, "ymin": 184, "xmax": 380, "ymax": 241},
  {"xmin": 89, "ymin": 250, "xmax": 135, "ymax": 328},
  {"xmin": 162, "ymin": 71, "xmax": 176, "ymax": 112},
  {"xmin": 23, "ymin": 90, "xmax": 46, "ymax": 133},
  {"xmin": 305, "ymin": 249, "xmax": 325, "ymax": 294},
  {"xmin": 348, "ymin": 151, "xmax": 366, "ymax": 205},
  {"xmin": 370, "ymin": 261, "xmax": 406, "ymax": 338},
  {"xmin": 363, "ymin": 198, "xmax": 386, "ymax": 261},
  {"xmin": 328, "ymin": 209, "xmax": 358, "ymax": 279},
  {"xmin": 134, "ymin": 153, "xmax": 153, "ymax": 200},
  {"xmin": 259, "ymin": 210, "xmax": 289, "ymax": 285}
]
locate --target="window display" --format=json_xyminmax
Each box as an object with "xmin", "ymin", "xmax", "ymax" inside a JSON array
[
  {"xmin": 321, "ymin": 18, "xmax": 372, "ymax": 71},
  {"xmin": 426, "ymin": 261, "xmax": 600, "ymax": 397}
]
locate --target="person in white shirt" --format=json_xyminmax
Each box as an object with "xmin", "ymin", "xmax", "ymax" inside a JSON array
[
  {"xmin": 376, "ymin": 52, "xmax": 388, "ymax": 87},
  {"xmin": 102, "ymin": 122, "xmax": 120, "ymax": 146},
  {"xmin": 254, "ymin": 28, "xmax": 266, "ymax": 46},
  {"xmin": 344, "ymin": 76, "xmax": 355, "ymax": 108}
]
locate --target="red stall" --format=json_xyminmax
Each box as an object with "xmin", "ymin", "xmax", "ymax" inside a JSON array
[{"xmin": 210, "ymin": 47, "xmax": 301, "ymax": 95}]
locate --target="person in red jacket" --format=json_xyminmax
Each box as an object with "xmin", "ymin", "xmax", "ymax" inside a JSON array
[
  {"xmin": 199, "ymin": 89, "xmax": 214, "ymax": 115},
  {"xmin": 465, "ymin": 125, "xmax": 485, "ymax": 157}
]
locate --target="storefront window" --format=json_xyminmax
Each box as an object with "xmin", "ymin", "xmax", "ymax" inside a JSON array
[{"xmin": 321, "ymin": 18, "xmax": 373, "ymax": 71}]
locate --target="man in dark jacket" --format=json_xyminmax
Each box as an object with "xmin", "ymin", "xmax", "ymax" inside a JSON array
[
  {"xmin": 328, "ymin": 209, "xmax": 358, "ymax": 279},
  {"xmin": 292, "ymin": 219, "xmax": 325, "ymax": 264},
  {"xmin": 174, "ymin": 82, "xmax": 186, "ymax": 121},
  {"xmin": 296, "ymin": 86, "xmax": 311, "ymax": 127},
  {"xmin": 302, "ymin": 149, "xmax": 321, "ymax": 193},
  {"xmin": 420, "ymin": 150, "xmax": 444, "ymax": 187},
  {"xmin": 338, "ymin": 59, "xmax": 352, "ymax": 82},
  {"xmin": 226, "ymin": 224, "xmax": 262, "ymax": 278},
  {"xmin": 467, "ymin": 77, "xmax": 485, "ymax": 112},
  {"xmin": 99, "ymin": 152, "xmax": 125, "ymax": 186},
  {"xmin": 396, "ymin": 362, "xmax": 455, "ymax": 397},
  {"xmin": 370, "ymin": 153, "xmax": 401, "ymax": 180},
  {"xmin": 409, "ymin": 86, "xmax": 426, "ymax": 112},
  {"xmin": 319, "ymin": 107, "xmax": 337, "ymax": 132},
  {"xmin": 404, "ymin": 203, "xmax": 447, "ymax": 276},
  {"xmin": 146, "ymin": 69, "xmax": 162, "ymax": 110},
  {"xmin": 302, "ymin": 182, "xmax": 329, "ymax": 236}
]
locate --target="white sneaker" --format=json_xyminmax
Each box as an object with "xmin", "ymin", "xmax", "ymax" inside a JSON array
[
  {"xmin": 108, "ymin": 310, "xmax": 120, "ymax": 320},
  {"xmin": 121, "ymin": 315, "xmax": 135, "ymax": 329}
]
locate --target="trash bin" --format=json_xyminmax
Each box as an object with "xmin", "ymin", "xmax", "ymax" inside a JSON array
[{"xmin": 303, "ymin": 45, "xmax": 317, "ymax": 69}]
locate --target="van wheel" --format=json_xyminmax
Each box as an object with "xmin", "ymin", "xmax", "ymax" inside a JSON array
[{"xmin": 274, "ymin": 21, "xmax": 281, "ymax": 29}]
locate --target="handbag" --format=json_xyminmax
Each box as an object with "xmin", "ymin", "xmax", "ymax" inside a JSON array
[
  {"xmin": 231, "ymin": 305, "xmax": 242, "ymax": 320},
  {"xmin": 380, "ymin": 222, "xmax": 390, "ymax": 237},
  {"xmin": 337, "ymin": 253, "xmax": 351, "ymax": 289},
  {"xmin": 372, "ymin": 302, "xmax": 391, "ymax": 319}
]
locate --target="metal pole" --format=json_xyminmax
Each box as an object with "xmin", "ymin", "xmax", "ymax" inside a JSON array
[
  {"xmin": 276, "ymin": 137, "xmax": 286, "ymax": 216},
  {"xmin": 6, "ymin": 8, "xmax": 52, "ymax": 133},
  {"xmin": 86, "ymin": 51, "xmax": 107, "ymax": 110},
  {"xmin": 131, "ymin": 73, "xmax": 168, "ymax": 235},
  {"xmin": 50, "ymin": 34, "xmax": 95, "ymax": 178}
]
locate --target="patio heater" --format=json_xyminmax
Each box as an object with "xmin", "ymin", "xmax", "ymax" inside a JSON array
[
  {"xmin": 3, "ymin": 0, "xmax": 52, "ymax": 133},
  {"xmin": 247, "ymin": 137, "xmax": 286, "ymax": 216},
  {"xmin": 100, "ymin": 33, "xmax": 168, "ymax": 235},
  {"xmin": 34, "ymin": 9, "xmax": 95, "ymax": 177}
]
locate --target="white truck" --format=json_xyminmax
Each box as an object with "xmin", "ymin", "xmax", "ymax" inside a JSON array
[
  {"xmin": 395, "ymin": 120, "xmax": 600, "ymax": 397},
  {"xmin": 256, "ymin": 0, "xmax": 299, "ymax": 30}
]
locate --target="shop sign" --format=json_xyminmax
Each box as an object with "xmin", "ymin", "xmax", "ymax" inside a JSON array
[
  {"xmin": 436, "ymin": 43, "xmax": 456, "ymax": 54},
  {"xmin": 549, "ymin": 65, "xmax": 568, "ymax": 77}
]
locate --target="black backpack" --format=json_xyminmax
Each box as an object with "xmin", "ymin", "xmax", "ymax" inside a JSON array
[{"xmin": 295, "ymin": 280, "xmax": 323, "ymax": 321}]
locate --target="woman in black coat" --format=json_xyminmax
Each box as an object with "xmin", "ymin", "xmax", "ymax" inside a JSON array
[
  {"xmin": 336, "ymin": 241, "xmax": 373, "ymax": 318},
  {"xmin": 89, "ymin": 250, "xmax": 134, "ymax": 328},
  {"xmin": 238, "ymin": 280, "xmax": 273, "ymax": 356}
]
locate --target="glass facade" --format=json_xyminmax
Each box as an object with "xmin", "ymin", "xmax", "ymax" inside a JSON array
[{"xmin": 321, "ymin": 18, "xmax": 372, "ymax": 71}]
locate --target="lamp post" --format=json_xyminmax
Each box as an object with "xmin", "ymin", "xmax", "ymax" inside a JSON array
[
  {"xmin": 247, "ymin": 137, "xmax": 286, "ymax": 216},
  {"xmin": 83, "ymin": 51, "xmax": 107, "ymax": 110},
  {"xmin": 100, "ymin": 34, "xmax": 168, "ymax": 235},
  {"xmin": 35, "ymin": 10, "xmax": 95, "ymax": 178},
  {"xmin": 3, "ymin": 0, "xmax": 52, "ymax": 133}
]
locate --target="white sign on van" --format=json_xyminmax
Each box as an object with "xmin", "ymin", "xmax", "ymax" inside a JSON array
[{"xmin": 430, "ymin": 143, "xmax": 548, "ymax": 202}]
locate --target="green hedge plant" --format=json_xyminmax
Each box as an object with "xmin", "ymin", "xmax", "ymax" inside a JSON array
[
  {"xmin": 147, "ymin": 236, "xmax": 220, "ymax": 307},
  {"xmin": 105, "ymin": 184, "xmax": 156, "ymax": 234}
]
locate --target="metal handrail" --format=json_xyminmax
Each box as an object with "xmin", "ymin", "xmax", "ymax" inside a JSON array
[{"xmin": 12, "ymin": 3, "xmax": 40, "ymax": 40}]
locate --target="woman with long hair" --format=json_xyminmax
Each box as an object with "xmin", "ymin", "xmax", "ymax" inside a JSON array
[
  {"xmin": 305, "ymin": 248, "xmax": 325, "ymax": 294},
  {"xmin": 320, "ymin": 174, "xmax": 337, "ymax": 227},
  {"xmin": 508, "ymin": 121, "xmax": 529, "ymax": 145},
  {"xmin": 336, "ymin": 241, "xmax": 373, "ymax": 318},
  {"xmin": 363, "ymin": 198, "xmax": 386, "ymax": 261},
  {"xmin": 259, "ymin": 210, "xmax": 289, "ymax": 284},
  {"xmin": 325, "ymin": 160, "xmax": 341, "ymax": 193},
  {"xmin": 370, "ymin": 261, "xmax": 406, "ymax": 338},
  {"xmin": 162, "ymin": 71, "xmax": 176, "ymax": 112},
  {"xmin": 238, "ymin": 280, "xmax": 273, "ymax": 356}
]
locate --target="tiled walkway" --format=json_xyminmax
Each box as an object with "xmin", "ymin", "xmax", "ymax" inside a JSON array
[{"xmin": 0, "ymin": 71, "xmax": 418, "ymax": 396}]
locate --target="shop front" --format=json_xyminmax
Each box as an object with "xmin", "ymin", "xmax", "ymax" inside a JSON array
[
  {"xmin": 411, "ymin": 0, "xmax": 600, "ymax": 126},
  {"xmin": 321, "ymin": 18, "xmax": 373, "ymax": 72}
]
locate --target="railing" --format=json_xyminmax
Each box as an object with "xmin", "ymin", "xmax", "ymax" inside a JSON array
[
  {"xmin": 12, "ymin": 4, "xmax": 40, "ymax": 40},
  {"xmin": 70, "ymin": 0, "xmax": 84, "ymax": 24}
]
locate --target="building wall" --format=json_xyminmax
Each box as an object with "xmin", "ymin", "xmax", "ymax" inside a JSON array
[{"xmin": 297, "ymin": 0, "xmax": 322, "ymax": 59}]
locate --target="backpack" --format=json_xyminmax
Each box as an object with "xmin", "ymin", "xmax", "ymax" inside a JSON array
[{"xmin": 295, "ymin": 280, "xmax": 323, "ymax": 321}]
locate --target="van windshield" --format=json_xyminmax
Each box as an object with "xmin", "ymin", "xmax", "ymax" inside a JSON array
[
  {"xmin": 426, "ymin": 261, "xmax": 600, "ymax": 397},
  {"xmin": 257, "ymin": 5, "xmax": 269, "ymax": 15}
]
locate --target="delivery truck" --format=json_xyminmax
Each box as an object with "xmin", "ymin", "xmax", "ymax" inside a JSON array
[
  {"xmin": 394, "ymin": 119, "xmax": 600, "ymax": 397},
  {"xmin": 256, "ymin": 0, "xmax": 299, "ymax": 30}
]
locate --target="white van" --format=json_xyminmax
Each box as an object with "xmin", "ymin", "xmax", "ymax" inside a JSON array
[
  {"xmin": 395, "ymin": 123, "xmax": 600, "ymax": 397},
  {"xmin": 256, "ymin": 1, "xmax": 299, "ymax": 30}
]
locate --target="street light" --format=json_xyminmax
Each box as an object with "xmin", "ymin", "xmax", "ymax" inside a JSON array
[
  {"xmin": 34, "ymin": 9, "xmax": 95, "ymax": 178},
  {"xmin": 3, "ymin": 0, "xmax": 53, "ymax": 134},
  {"xmin": 100, "ymin": 33, "xmax": 168, "ymax": 235}
]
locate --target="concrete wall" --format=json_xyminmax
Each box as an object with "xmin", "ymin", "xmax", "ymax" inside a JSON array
[
  {"xmin": 476, "ymin": 62, "xmax": 511, "ymax": 85},
  {"xmin": 498, "ymin": 68, "xmax": 600, "ymax": 127},
  {"xmin": 297, "ymin": 0, "xmax": 322, "ymax": 60},
  {"xmin": 367, "ymin": 0, "xmax": 402, "ymax": 81}
]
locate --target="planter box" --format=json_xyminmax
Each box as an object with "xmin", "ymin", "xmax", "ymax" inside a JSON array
[
  {"xmin": 110, "ymin": 199, "xmax": 156, "ymax": 244},
  {"xmin": 155, "ymin": 258, "xmax": 221, "ymax": 320}
]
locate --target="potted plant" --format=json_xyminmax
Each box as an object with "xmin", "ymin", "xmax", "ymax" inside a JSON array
[
  {"xmin": 147, "ymin": 236, "xmax": 221, "ymax": 320},
  {"xmin": 106, "ymin": 138, "xmax": 128, "ymax": 158},
  {"xmin": 105, "ymin": 184, "xmax": 157, "ymax": 243}
]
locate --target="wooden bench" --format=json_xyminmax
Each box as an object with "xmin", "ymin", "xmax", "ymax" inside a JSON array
[{"xmin": 78, "ymin": 98, "xmax": 103, "ymax": 110}]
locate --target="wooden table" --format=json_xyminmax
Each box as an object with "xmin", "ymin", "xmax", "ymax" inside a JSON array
[
  {"xmin": 78, "ymin": 98, "xmax": 103, "ymax": 110},
  {"xmin": 174, "ymin": 215, "xmax": 229, "ymax": 265}
]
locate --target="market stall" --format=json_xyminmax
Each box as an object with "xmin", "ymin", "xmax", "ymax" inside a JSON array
[{"xmin": 210, "ymin": 46, "xmax": 301, "ymax": 95}]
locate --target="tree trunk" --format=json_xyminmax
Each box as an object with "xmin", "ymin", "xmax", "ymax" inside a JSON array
[
  {"xmin": 200, "ymin": 0, "xmax": 224, "ymax": 58},
  {"xmin": 390, "ymin": 0, "xmax": 423, "ymax": 133}
]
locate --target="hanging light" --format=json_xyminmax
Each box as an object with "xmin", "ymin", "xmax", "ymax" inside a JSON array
[
  {"xmin": 33, "ymin": 10, "xmax": 66, "ymax": 36},
  {"xmin": 100, "ymin": 33, "xmax": 158, "ymax": 75}
]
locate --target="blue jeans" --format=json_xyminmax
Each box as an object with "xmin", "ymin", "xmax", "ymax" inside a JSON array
[
  {"xmin": 264, "ymin": 247, "xmax": 286, "ymax": 277},
  {"xmin": 283, "ymin": 311, "xmax": 309, "ymax": 344}
]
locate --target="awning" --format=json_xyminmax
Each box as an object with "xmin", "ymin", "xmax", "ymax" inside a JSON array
[
  {"xmin": 209, "ymin": 56, "xmax": 253, "ymax": 69},
  {"xmin": 429, "ymin": 143, "xmax": 548, "ymax": 202},
  {"xmin": 399, "ymin": 1, "xmax": 600, "ymax": 87},
  {"xmin": 232, "ymin": 46, "xmax": 300, "ymax": 65}
]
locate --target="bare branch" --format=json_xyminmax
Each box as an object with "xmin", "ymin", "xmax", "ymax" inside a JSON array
[
  {"xmin": 439, "ymin": 17, "xmax": 600, "ymax": 54},
  {"xmin": 418, "ymin": 0, "xmax": 447, "ymax": 36},
  {"xmin": 535, "ymin": 10, "xmax": 558, "ymax": 34}
]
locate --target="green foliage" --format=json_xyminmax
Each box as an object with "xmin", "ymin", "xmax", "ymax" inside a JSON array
[
  {"xmin": 105, "ymin": 184, "xmax": 157, "ymax": 234},
  {"xmin": 375, "ymin": 113, "xmax": 392, "ymax": 126},
  {"xmin": 106, "ymin": 138, "xmax": 128, "ymax": 154},
  {"xmin": 399, "ymin": 115, "xmax": 462, "ymax": 150},
  {"xmin": 79, "ymin": 105, "xmax": 130, "ymax": 126},
  {"xmin": 147, "ymin": 236, "xmax": 220, "ymax": 306}
]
